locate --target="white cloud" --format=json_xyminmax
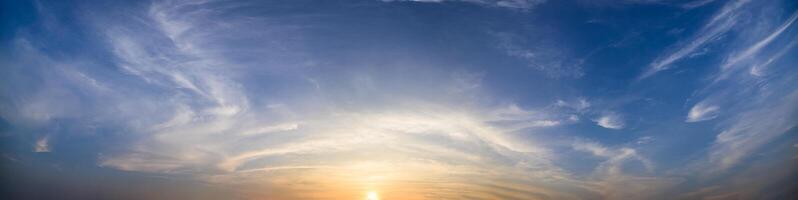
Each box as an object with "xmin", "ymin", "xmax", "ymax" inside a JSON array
[
  {"xmin": 682, "ymin": 0, "xmax": 717, "ymax": 9},
  {"xmin": 487, "ymin": 102, "xmax": 583, "ymax": 131},
  {"xmin": 723, "ymin": 12, "xmax": 798, "ymax": 68},
  {"xmin": 572, "ymin": 140, "xmax": 611, "ymax": 157},
  {"xmin": 572, "ymin": 140, "xmax": 654, "ymax": 175},
  {"xmin": 639, "ymin": 0, "xmax": 750, "ymax": 79},
  {"xmin": 706, "ymin": 91, "xmax": 798, "ymax": 171},
  {"xmin": 90, "ymin": 4, "xmax": 580, "ymax": 198},
  {"xmin": 570, "ymin": 140, "xmax": 677, "ymax": 199},
  {"xmin": 34, "ymin": 136, "xmax": 50, "ymax": 152},
  {"xmin": 749, "ymin": 39, "xmax": 797, "ymax": 76},
  {"xmin": 686, "ymin": 103, "xmax": 720, "ymax": 122},
  {"xmin": 491, "ymin": 103, "xmax": 536, "ymax": 119},
  {"xmin": 655, "ymin": 0, "xmax": 798, "ymax": 178},
  {"xmin": 529, "ymin": 120, "xmax": 561, "ymax": 127},
  {"xmin": 717, "ymin": 11, "xmax": 798, "ymax": 79},
  {"xmin": 636, "ymin": 136, "xmax": 654, "ymax": 145},
  {"xmin": 595, "ymin": 113, "xmax": 624, "ymax": 129},
  {"xmin": 5, "ymin": 0, "xmax": 796, "ymax": 199},
  {"xmin": 381, "ymin": 0, "xmax": 547, "ymax": 9},
  {"xmin": 239, "ymin": 123, "xmax": 299, "ymax": 136},
  {"xmin": 569, "ymin": 115, "xmax": 580, "ymax": 122}
]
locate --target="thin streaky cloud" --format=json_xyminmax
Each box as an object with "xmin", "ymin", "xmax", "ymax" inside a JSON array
[
  {"xmin": 750, "ymin": 38, "xmax": 798, "ymax": 76},
  {"xmin": 716, "ymin": 11, "xmax": 798, "ymax": 79},
  {"xmin": 639, "ymin": 0, "xmax": 750, "ymax": 79}
]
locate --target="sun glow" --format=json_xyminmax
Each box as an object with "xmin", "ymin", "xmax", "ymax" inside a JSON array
[{"xmin": 366, "ymin": 191, "xmax": 379, "ymax": 200}]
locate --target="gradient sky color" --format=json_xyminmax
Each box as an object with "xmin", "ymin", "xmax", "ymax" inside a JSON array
[{"xmin": 2, "ymin": 0, "xmax": 798, "ymax": 199}]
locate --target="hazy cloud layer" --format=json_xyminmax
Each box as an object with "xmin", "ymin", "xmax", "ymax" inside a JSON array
[{"xmin": 1, "ymin": 0, "xmax": 797, "ymax": 199}]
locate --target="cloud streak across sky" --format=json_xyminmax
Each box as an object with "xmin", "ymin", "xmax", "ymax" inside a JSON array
[{"xmin": 1, "ymin": 0, "xmax": 797, "ymax": 199}]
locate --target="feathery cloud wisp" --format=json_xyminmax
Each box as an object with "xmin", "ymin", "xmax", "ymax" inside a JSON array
[
  {"xmin": 686, "ymin": 103, "xmax": 720, "ymax": 122},
  {"xmin": 639, "ymin": 0, "xmax": 751, "ymax": 79}
]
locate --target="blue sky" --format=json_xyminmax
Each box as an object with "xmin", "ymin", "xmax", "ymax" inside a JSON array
[{"xmin": 1, "ymin": 0, "xmax": 798, "ymax": 199}]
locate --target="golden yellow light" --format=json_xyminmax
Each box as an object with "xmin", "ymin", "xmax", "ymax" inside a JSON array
[{"xmin": 366, "ymin": 191, "xmax": 380, "ymax": 200}]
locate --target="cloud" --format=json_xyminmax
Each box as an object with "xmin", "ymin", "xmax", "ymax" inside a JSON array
[
  {"xmin": 487, "ymin": 101, "xmax": 589, "ymax": 132},
  {"xmin": 238, "ymin": 123, "xmax": 299, "ymax": 136},
  {"xmin": 493, "ymin": 0, "xmax": 547, "ymax": 9},
  {"xmin": 682, "ymin": 0, "xmax": 717, "ymax": 9},
  {"xmin": 34, "ymin": 137, "xmax": 50, "ymax": 152},
  {"xmin": 672, "ymin": 5, "xmax": 798, "ymax": 175},
  {"xmin": 686, "ymin": 102, "xmax": 720, "ymax": 122},
  {"xmin": 572, "ymin": 140, "xmax": 652, "ymax": 174},
  {"xmin": 528, "ymin": 120, "xmax": 561, "ymax": 127},
  {"xmin": 636, "ymin": 136, "xmax": 654, "ymax": 145},
  {"xmin": 749, "ymin": 39, "xmax": 798, "ymax": 76},
  {"xmin": 639, "ymin": 0, "xmax": 750, "ymax": 79},
  {"xmin": 77, "ymin": 2, "xmax": 591, "ymax": 199},
  {"xmin": 555, "ymin": 98, "xmax": 590, "ymax": 112},
  {"xmin": 594, "ymin": 113, "xmax": 624, "ymax": 129},
  {"xmin": 380, "ymin": 0, "xmax": 547, "ymax": 9},
  {"xmin": 494, "ymin": 32, "xmax": 585, "ymax": 78},
  {"xmin": 722, "ymin": 12, "xmax": 798, "ymax": 68},
  {"xmin": 706, "ymin": 91, "xmax": 798, "ymax": 171},
  {"xmin": 680, "ymin": 142, "xmax": 798, "ymax": 199},
  {"xmin": 716, "ymin": 11, "xmax": 798, "ymax": 79},
  {"xmin": 4, "ymin": 0, "xmax": 796, "ymax": 199},
  {"xmin": 570, "ymin": 140, "xmax": 676, "ymax": 199}
]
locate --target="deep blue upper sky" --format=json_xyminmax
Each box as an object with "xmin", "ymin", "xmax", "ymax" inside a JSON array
[{"xmin": 2, "ymin": 0, "xmax": 798, "ymax": 199}]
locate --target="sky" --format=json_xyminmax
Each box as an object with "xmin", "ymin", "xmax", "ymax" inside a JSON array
[{"xmin": 1, "ymin": 0, "xmax": 798, "ymax": 199}]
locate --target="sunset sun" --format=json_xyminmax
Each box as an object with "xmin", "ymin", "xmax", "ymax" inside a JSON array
[{"xmin": 366, "ymin": 191, "xmax": 379, "ymax": 200}]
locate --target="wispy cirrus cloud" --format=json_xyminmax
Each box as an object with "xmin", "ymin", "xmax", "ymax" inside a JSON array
[
  {"xmin": 570, "ymin": 140, "xmax": 680, "ymax": 199},
  {"xmin": 749, "ymin": 38, "xmax": 798, "ymax": 76},
  {"xmin": 45, "ymin": 1, "xmax": 595, "ymax": 198},
  {"xmin": 671, "ymin": 0, "xmax": 798, "ymax": 181},
  {"xmin": 3, "ymin": 0, "xmax": 797, "ymax": 199},
  {"xmin": 705, "ymin": 91, "xmax": 798, "ymax": 171},
  {"xmin": 572, "ymin": 140, "xmax": 652, "ymax": 175},
  {"xmin": 494, "ymin": 32, "xmax": 585, "ymax": 78},
  {"xmin": 681, "ymin": 0, "xmax": 717, "ymax": 9},
  {"xmin": 380, "ymin": 0, "xmax": 547, "ymax": 9},
  {"xmin": 555, "ymin": 98, "xmax": 591, "ymax": 112},
  {"xmin": 715, "ymin": 11, "xmax": 798, "ymax": 80},
  {"xmin": 639, "ymin": 0, "xmax": 751, "ymax": 79}
]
